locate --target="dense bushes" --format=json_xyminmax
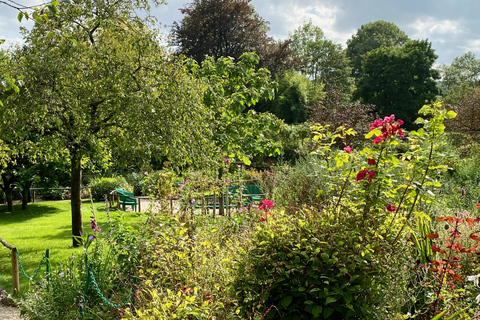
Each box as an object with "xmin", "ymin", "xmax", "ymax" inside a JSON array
[
  {"xmin": 17, "ymin": 103, "xmax": 480, "ymax": 319},
  {"xmin": 89, "ymin": 176, "xmax": 131, "ymax": 201}
]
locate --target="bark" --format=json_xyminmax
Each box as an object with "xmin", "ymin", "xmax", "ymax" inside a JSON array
[
  {"xmin": 21, "ymin": 181, "xmax": 32, "ymax": 210},
  {"xmin": 71, "ymin": 153, "xmax": 83, "ymax": 247},
  {"xmin": 1, "ymin": 174, "xmax": 15, "ymax": 212},
  {"xmin": 5, "ymin": 190, "xmax": 13, "ymax": 212}
]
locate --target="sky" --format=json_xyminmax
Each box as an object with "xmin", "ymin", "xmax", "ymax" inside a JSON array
[{"xmin": 1, "ymin": 0, "xmax": 479, "ymax": 65}]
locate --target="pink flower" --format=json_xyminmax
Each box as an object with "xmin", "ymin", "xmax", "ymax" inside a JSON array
[
  {"xmin": 369, "ymin": 119, "xmax": 384, "ymax": 131},
  {"xmin": 224, "ymin": 158, "xmax": 230, "ymax": 164},
  {"xmin": 259, "ymin": 199, "xmax": 274, "ymax": 211},
  {"xmin": 384, "ymin": 114, "xmax": 395, "ymax": 123},
  {"xmin": 386, "ymin": 204, "xmax": 397, "ymax": 212},
  {"xmin": 373, "ymin": 136, "xmax": 383, "ymax": 144},
  {"xmin": 344, "ymin": 146, "xmax": 353, "ymax": 153},
  {"xmin": 397, "ymin": 119, "xmax": 404, "ymax": 125},
  {"xmin": 367, "ymin": 158, "xmax": 376, "ymax": 165}
]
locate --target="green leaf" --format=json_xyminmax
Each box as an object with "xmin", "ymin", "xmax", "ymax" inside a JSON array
[
  {"xmin": 325, "ymin": 297, "xmax": 337, "ymax": 304},
  {"xmin": 323, "ymin": 307, "xmax": 334, "ymax": 318},
  {"xmin": 18, "ymin": 11, "xmax": 24, "ymax": 22},
  {"xmin": 68, "ymin": 37, "xmax": 78, "ymax": 46},
  {"xmin": 311, "ymin": 306, "xmax": 322, "ymax": 317},
  {"xmin": 445, "ymin": 110, "xmax": 457, "ymax": 119},
  {"xmin": 430, "ymin": 310, "xmax": 447, "ymax": 320},
  {"xmin": 343, "ymin": 292, "xmax": 353, "ymax": 304},
  {"xmin": 241, "ymin": 155, "xmax": 251, "ymax": 165},
  {"xmin": 281, "ymin": 296, "xmax": 292, "ymax": 308}
]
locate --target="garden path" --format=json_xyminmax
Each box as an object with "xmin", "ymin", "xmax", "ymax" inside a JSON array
[{"xmin": 0, "ymin": 304, "xmax": 21, "ymax": 320}]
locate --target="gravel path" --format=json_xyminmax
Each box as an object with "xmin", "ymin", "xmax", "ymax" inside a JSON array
[{"xmin": 0, "ymin": 304, "xmax": 21, "ymax": 320}]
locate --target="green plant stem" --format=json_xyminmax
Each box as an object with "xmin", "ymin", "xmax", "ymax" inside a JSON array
[
  {"xmin": 334, "ymin": 168, "xmax": 353, "ymax": 210},
  {"xmin": 392, "ymin": 138, "xmax": 435, "ymax": 246}
]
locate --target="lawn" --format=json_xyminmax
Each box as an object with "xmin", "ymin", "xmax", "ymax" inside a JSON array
[{"xmin": 0, "ymin": 200, "xmax": 144, "ymax": 294}]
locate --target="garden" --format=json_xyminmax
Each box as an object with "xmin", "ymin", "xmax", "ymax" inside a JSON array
[
  {"xmin": 2, "ymin": 0, "xmax": 480, "ymax": 319},
  {"xmin": 1, "ymin": 102, "xmax": 480, "ymax": 319}
]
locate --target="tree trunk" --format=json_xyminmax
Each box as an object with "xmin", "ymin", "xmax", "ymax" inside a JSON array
[
  {"xmin": 21, "ymin": 181, "xmax": 32, "ymax": 210},
  {"xmin": 71, "ymin": 154, "xmax": 83, "ymax": 247},
  {"xmin": 1, "ymin": 174, "xmax": 15, "ymax": 212},
  {"xmin": 5, "ymin": 189, "xmax": 14, "ymax": 212}
]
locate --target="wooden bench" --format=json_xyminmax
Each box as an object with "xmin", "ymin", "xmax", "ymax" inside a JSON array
[{"xmin": 115, "ymin": 188, "xmax": 137, "ymax": 212}]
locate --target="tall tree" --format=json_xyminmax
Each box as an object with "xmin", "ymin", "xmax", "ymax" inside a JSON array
[
  {"xmin": 172, "ymin": 0, "xmax": 271, "ymax": 63},
  {"xmin": 12, "ymin": 0, "xmax": 214, "ymax": 246},
  {"xmin": 355, "ymin": 40, "xmax": 440, "ymax": 129},
  {"xmin": 290, "ymin": 21, "xmax": 353, "ymax": 98},
  {"xmin": 439, "ymin": 52, "xmax": 480, "ymax": 92},
  {"xmin": 346, "ymin": 20, "xmax": 409, "ymax": 80}
]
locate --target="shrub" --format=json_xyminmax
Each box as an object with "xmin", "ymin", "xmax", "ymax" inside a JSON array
[
  {"xmin": 19, "ymin": 213, "xmax": 140, "ymax": 319},
  {"xmin": 38, "ymin": 188, "xmax": 66, "ymax": 200},
  {"xmin": 89, "ymin": 176, "xmax": 130, "ymax": 201}
]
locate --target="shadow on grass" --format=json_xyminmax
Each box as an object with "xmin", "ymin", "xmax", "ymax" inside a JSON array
[{"xmin": 0, "ymin": 202, "xmax": 65, "ymax": 225}]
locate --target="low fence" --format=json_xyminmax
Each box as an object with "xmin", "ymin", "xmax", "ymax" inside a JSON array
[{"xmin": 0, "ymin": 238, "xmax": 49, "ymax": 293}]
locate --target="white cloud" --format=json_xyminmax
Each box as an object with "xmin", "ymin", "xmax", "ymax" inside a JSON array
[
  {"xmin": 410, "ymin": 17, "xmax": 462, "ymax": 39},
  {"xmin": 261, "ymin": 1, "xmax": 354, "ymax": 46},
  {"xmin": 461, "ymin": 39, "xmax": 480, "ymax": 54}
]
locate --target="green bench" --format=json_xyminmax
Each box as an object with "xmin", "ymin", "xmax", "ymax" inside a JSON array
[
  {"xmin": 115, "ymin": 188, "xmax": 137, "ymax": 212},
  {"xmin": 241, "ymin": 184, "xmax": 265, "ymax": 204}
]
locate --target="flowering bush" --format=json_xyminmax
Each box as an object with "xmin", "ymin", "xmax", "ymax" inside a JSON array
[{"xmin": 232, "ymin": 103, "xmax": 459, "ymax": 319}]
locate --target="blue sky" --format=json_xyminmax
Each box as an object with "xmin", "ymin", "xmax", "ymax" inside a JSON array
[{"xmin": 1, "ymin": 0, "xmax": 479, "ymax": 65}]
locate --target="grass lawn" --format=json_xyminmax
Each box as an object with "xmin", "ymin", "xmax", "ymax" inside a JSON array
[{"xmin": 0, "ymin": 199, "xmax": 145, "ymax": 295}]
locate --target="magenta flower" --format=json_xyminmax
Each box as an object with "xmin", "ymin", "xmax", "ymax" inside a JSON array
[
  {"xmin": 90, "ymin": 218, "xmax": 101, "ymax": 233},
  {"xmin": 224, "ymin": 158, "xmax": 230, "ymax": 164},
  {"xmin": 259, "ymin": 199, "xmax": 274, "ymax": 211},
  {"xmin": 386, "ymin": 204, "xmax": 397, "ymax": 212},
  {"xmin": 356, "ymin": 169, "xmax": 375, "ymax": 183},
  {"xmin": 344, "ymin": 146, "xmax": 353, "ymax": 153}
]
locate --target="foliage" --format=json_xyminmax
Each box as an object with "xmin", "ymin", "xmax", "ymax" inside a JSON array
[
  {"xmin": 439, "ymin": 52, "xmax": 480, "ymax": 92},
  {"xmin": 19, "ymin": 209, "xmax": 141, "ymax": 319},
  {"xmin": 10, "ymin": 0, "xmax": 213, "ymax": 245},
  {"xmin": 89, "ymin": 176, "xmax": 130, "ymax": 201},
  {"xmin": 346, "ymin": 20, "xmax": 409, "ymax": 80},
  {"xmin": 444, "ymin": 87, "xmax": 480, "ymax": 134},
  {"xmin": 253, "ymin": 70, "xmax": 325, "ymax": 124},
  {"xmin": 123, "ymin": 212, "xmax": 246, "ymax": 319},
  {"xmin": 186, "ymin": 52, "xmax": 281, "ymax": 166},
  {"xmin": 307, "ymin": 83, "xmax": 376, "ymax": 142},
  {"xmin": 232, "ymin": 102, "xmax": 457, "ymax": 319},
  {"xmin": 290, "ymin": 21, "xmax": 354, "ymax": 97},
  {"xmin": 355, "ymin": 40, "xmax": 440, "ymax": 129},
  {"xmin": 172, "ymin": 0, "xmax": 271, "ymax": 63},
  {"xmin": 256, "ymin": 39, "xmax": 302, "ymax": 77}
]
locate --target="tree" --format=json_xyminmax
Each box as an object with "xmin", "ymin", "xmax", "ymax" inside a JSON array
[
  {"xmin": 346, "ymin": 20, "xmax": 409, "ymax": 80},
  {"xmin": 172, "ymin": 0, "xmax": 271, "ymax": 63},
  {"xmin": 355, "ymin": 40, "xmax": 440, "ymax": 129},
  {"xmin": 186, "ymin": 52, "xmax": 282, "ymax": 214},
  {"xmin": 439, "ymin": 52, "xmax": 480, "ymax": 91},
  {"xmin": 11, "ymin": 0, "xmax": 214, "ymax": 246},
  {"xmin": 253, "ymin": 70, "xmax": 325, "ymax": 124},
  {"xmin": 256, "ymin": 39, "xmax": 302, "ymax": 77},
  {"xmin": 445, "ymin": 87, "xmax": 480, "ymax": 134},
  {"xmin": 290, "ymin": 21, "xmax": 353, "ymax": 96}
]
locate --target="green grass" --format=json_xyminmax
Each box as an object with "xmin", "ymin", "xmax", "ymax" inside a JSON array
[{"xmin": 0, "ymin": 200, "xmax": 144, "ymax": 295}]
